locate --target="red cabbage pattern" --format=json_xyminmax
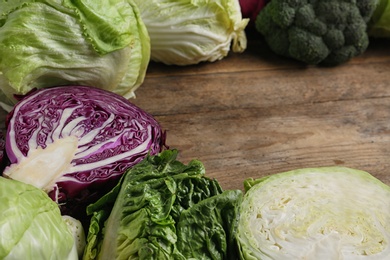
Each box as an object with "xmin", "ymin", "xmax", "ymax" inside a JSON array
[{"xmin": 5, "ymin": 86, "xmax": 164, "ymax": 219}]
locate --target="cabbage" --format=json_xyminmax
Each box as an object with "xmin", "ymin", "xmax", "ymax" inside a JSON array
[
  {"xmin": 237, "ymin": 167, "xmax": 390, "ymax": 260},
  {"xmin": 132, "ymin": 0, "xmax": 249, "ymax": 65},
  {"xmin": 368, "ymin": 0, "xmax": 390, "ymax": 38},
  {"xmin": 0, "ymin": 0, "xmax": 150, "ymax": 105},
  {"xmin": 3, "ymin": 86, "xmax": 164, "ymax": 221},
  {"xmin": 62, "ymin": 216, "xmax": 87, "ymax": 258},
  {"xmin": 83, "ymin": 149, "xmax": 242, "ymax": 260},
  {"xmin": 0, "ymin": 130, "xmax": 6, "ymax": 171},
  {"xmin": 0, "ymin": 177, "xmax": 77, "ymax": 260}
]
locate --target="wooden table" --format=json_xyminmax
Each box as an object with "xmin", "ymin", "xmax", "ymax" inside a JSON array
[
  {"xmin": 1, "ymin": 31, "xmax": 388, "ymax": 192},
  {"xmin": 131, "ymin": 31, "xmax": 390, "ymax": 191}
]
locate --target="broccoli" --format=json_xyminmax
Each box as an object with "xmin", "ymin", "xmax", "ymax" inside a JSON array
[{"xmin": 255, "ymin": 0, "xmax": 379, "ymax": 65}]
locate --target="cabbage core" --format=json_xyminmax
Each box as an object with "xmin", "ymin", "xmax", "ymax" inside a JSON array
[
  {"xmin": 4, "ymin": 86, "xmax": 164, "ymax": 220},
  {"xmin": 237, "ymin": 167, "xmax": 390, "ymax": 260}
]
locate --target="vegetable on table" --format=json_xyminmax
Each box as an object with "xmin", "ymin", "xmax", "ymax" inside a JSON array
[
  {"xmin": 2, "ymin": 85, "xmax": 165, "ymax": 222},
  {"xmin": 63, "ymin": 215, "xmax": 87, "ymax": 258},
  {"xmin": 255, "ymin": 0, "xmax": 379, "ymax": 65},
  {"xmin": 0, "ymin": 177, "xmax": 78, "ymax": 260},
  {"xmin": 0, "ymin": 130, "xmax": 6, "ymax": 172},
  {"xmin": 0, "ymin": 0, "xmax": 150, "ymax": 105},
  {"xmin": 368, "ymin": 0, "xmax": 390, "ymax": 38},
  {"xmin": 131, "ymin": 0, "xmax": 249, "ymax": 65},
  {"xmin": 237, "ymin": 167, "xmax": 390, "ymax": 259},
  {"xmin": 83, "ymin": 149, "xmax": 242, "ymax": 260},
  {"xmin": 239, "ymin": 0, "xmax": 269, "ymax": 25}
]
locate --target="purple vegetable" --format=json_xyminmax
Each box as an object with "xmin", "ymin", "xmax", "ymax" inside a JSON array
[
  {"xmin": 3, "ymin": 85, "xmax": 165, "ymax": 219},
  {"xmin": 0, "ymin": 130, "xmax": 6, "ymax": 171}
]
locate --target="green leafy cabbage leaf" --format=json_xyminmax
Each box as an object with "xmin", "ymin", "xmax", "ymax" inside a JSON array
[
  {"xmin": 83, "ymin": 149, "xmax": 242, "ymax": 260},
  {"xmin": 132, "ymin": 0, "xmax": 249, "ymax": 65},
  {"xmin": 237, "ymin": 167, "xmax": 390, "ymax": 260},
  {"xmin": 0, "ymin": 177, "xmax": 77, "ymax": 260},
  {"xmin": 0, "ymin": 0, "xmax": 150, "ymax": 105}
]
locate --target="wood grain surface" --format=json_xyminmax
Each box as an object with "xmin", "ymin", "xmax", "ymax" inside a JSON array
[
  {"xmin": 0, "ymin": 32, "xmax": 388, "ymax": 192},
  {"xmin": 131, "ymin": 32, "xmax": 390, "ymax": 191}
]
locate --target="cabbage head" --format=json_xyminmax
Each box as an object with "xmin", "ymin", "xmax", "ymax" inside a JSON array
[
  {"xmin": 0, "ymin": 177, "xmax": 77, "ymax": 260},
  {"xmin": 0, "ymin": 0, "xmax": 150, "ymax": 105},
  {"xmin": 132, "ymin": 0, "xmax": 249, "ymax": 65},
  {"xmin": 237, "ymin": 167, "xmax": 390, "ymax": 260}
]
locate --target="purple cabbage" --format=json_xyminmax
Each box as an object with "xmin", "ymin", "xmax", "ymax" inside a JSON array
[
  {"xmin": 3, "ymin": 85, "xmax": 165, "ymax": 219},
  {"xmin": 0, "ymin": 130, "xmax": 6, "ymax": 171}
]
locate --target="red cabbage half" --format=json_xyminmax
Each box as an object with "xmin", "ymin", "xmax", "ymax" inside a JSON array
[{"xmin": 3, "ymin": 85, "xmax": 165, "ymax": 219}]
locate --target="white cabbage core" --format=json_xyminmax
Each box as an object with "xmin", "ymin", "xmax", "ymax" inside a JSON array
[
  {"xmin": 238, "ymin": 168, "xmax": 390, "ymax": 260},
  {"xmin": 3, "ymin": 136, "xmax": 78, "ymax": 192}
]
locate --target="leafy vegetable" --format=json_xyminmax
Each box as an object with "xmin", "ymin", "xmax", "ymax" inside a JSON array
[
  {"xmin": 0, "ymin": 130, "xmax": 6, "ymax": 172},
  {"xmin": 3, "ymin": 85, "xmax": 164, "ymax": 221},
  {"xmin": 0, "ymin": 177, "xmax": 77, "ymax": 260},
  {"xmin": 239, "ymin": 0, "xmax": 269, "ymax": 25},
  {"xmin": 237, "ymin": 167, "xmax": 390, "ymax": 259},
  {"xmin": 63, "ymin": 215, "xmax": 87, "ymax": 258},
  {"xmin": 131, "ymin": 0, "xmax": 249, "ymax": 65},
  {"xmin": 368, "ymin": 0, "xmax": 390, "ymax": 38},
  {"xmin": 0, "ymin": 0, "xmax": 150, "ymax": 105},
  {"xmin": 255, "ymin": 0, "xmax": 379, "ymax": 65},
  {"xmin": 83, "ymin": 149, "xmax": 242, "ymax": 260}
]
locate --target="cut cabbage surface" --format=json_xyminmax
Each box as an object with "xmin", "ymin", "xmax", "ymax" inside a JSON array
[{"xmin": 237, "ymin": 167, "xmax": 390, "ymax": 260}]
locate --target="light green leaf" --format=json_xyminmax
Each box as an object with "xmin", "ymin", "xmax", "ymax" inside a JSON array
[
  {"xmin": 132, "ymin": 0, "xmax": 249, "ymax": 65},
  {"xmin": 0, "ymin": 177, "xmax": 76, "ymax": 260},
  {"xmin": 0, "ymin": 0, "xmax": 150, "ymax": 104}
]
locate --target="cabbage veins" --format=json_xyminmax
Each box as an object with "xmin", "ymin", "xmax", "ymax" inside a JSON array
[
  {"xmin": 132, "ymin": 0, "xmax": 249, "ymax": 65},
  {"xmin": 237, "ymin": 167, "xmax": 390, "ymax": 260},
  {"xmin": 3, "ymin": 86, "xmax": 164, "ymax": 220},
  {"xmin": 0, "ymin": 0, "xmax": 150, "ymax": 105},
  {"xmin": 0, "ymin": 177, "xmax": 77, "ymax": 260}
]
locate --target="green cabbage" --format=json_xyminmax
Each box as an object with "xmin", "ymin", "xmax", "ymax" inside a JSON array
[
  {"xmin": 237, "ymin": 167, "xmax": 390, "ymax": 259},
  {"xmin": 368, "ymin": 0, "xmax": 390, "ymax": 38},
  {"xmin": 0, "ymin": 0, "xmax": 150, "ymax": 105},
  {"xmin": 132, "ymin": 0, "xmax": 249, "ymax": 65},
  {"xmin": 83, "ymin": 149, "xmax": 242, "ymax": 260},
  {"xmin": 0, "ymin": 177, "xmax": 77, "ymax": 259}
]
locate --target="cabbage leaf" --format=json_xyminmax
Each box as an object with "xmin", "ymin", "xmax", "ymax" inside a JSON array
[
  {"xmin": 132, "ymin": 0, "xmax": 249, "ymax": 65},
  {"xmin": 83, "ymin": 149, "xmax": 242, "ymax": 260},
  {"xmin": 0, "ymin": 177, "xmax": 77, "ymax": 260},
  {"xmin": 0, "ymin": 0, "xmax": 150, "ymax": 104}
]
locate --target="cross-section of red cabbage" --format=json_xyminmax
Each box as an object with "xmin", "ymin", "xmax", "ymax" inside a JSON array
[{"xmin": 3, "ymin": 86, "xmax": 165, "ymax": 219}]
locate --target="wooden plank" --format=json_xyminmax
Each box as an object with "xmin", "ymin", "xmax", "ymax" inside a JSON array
[
  {"xmin": 0, "ymin": 34, "xmax": 389, "ymax": 193},
  {"xmin": 131, "ymin": 37, "xmax": 390, "ymax": 191},
  {"xmin": 133, "ymin": 39, "xmax": 390, "ymax": 116},
  {"xmin": 152, "ymin": 97, "xmax": 390, "ymax": 190}
]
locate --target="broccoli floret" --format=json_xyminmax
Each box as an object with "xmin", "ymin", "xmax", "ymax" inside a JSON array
[{"xmin": 256, "ymin": 0, "xmax": 378, "ymax": 65}]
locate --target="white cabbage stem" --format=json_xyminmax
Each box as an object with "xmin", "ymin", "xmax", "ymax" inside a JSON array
[{"xmin": 3, "ymin": 136, "xmax": 78, "ymax": 193}]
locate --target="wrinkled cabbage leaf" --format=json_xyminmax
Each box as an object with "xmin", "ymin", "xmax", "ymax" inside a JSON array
[
  {"xmin": 237, "ymin": 167, "xmax": 390, "ymax": 260},
  {"xmin": 83, "ymin": 149, "xmax": 242, "ymax": 260},
  {"xmin": 132, "ymin": 0, "xmax": 249, "ymax": 65},
  {"xmin": 0, "ymin": 177, "xmax": 77, "ymax": 260},
  {"xmin": 0, "ymin": 0, "xmax": 150, "ymax": 105}
]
